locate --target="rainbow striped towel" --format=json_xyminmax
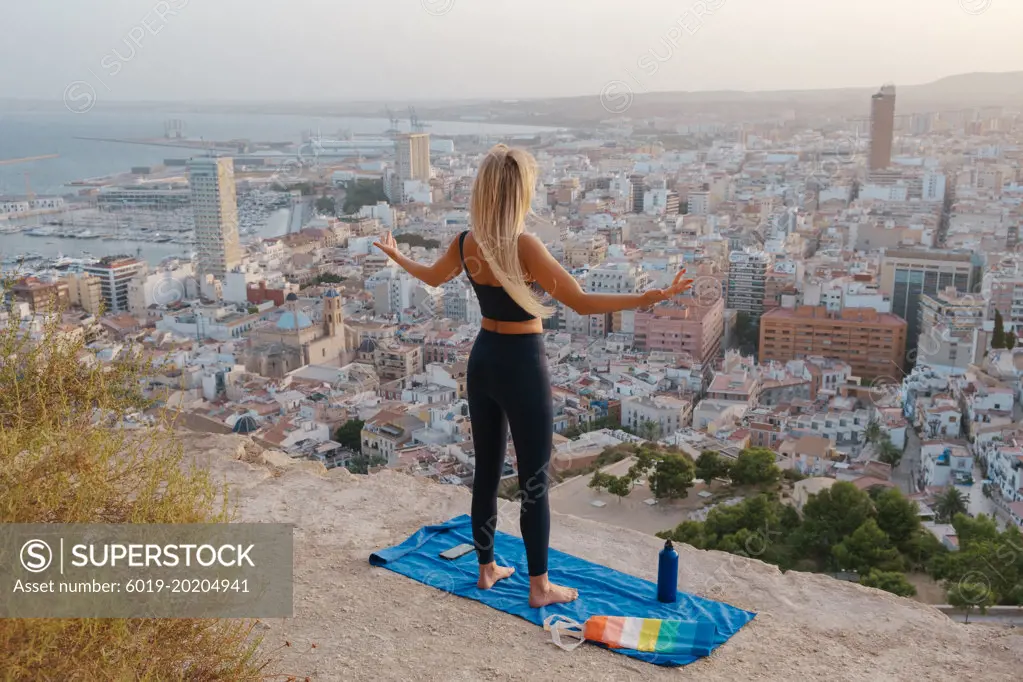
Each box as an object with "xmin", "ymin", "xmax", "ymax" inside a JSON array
[{"xmin": 545, "ymin": 614, "xmax": 718, "ymax": 658}]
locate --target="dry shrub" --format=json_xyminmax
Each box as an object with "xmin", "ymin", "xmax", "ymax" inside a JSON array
[{"xmin": 0, "ymin": 298, "xmax": 274, "ymax": 680}]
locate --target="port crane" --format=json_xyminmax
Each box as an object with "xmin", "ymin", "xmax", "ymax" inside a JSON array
[
  {"xmin": 0, "ymin": 154, "xmax": 59, "ymax": 201},
  {"xmin": 385, "ymin": 107, "xmax": 401, "ymax": 135},
  {"xmin": 408, "ymin": 106, "xmax": 431, "ymax": 133}
]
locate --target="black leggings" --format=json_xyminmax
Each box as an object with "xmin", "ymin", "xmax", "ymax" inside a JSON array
[{"xmin": 467, "ymin": 330, "xmax": 553, "ymax": 577}]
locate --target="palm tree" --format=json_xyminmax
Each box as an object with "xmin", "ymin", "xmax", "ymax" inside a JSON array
[
  {"xmin": 935, "ymin": 487, "xmax": 969, "ymax": 524},
  {"xmin": 876, "ymin": 436, "xmax": 902, "ymax": 470},
  {"xmin": 638, "ymin": 419, "xmax": 661, "ymax": 442},
  {"xmin": 864, "ymin": 419, "xmax": 882, "ymax": 445}
]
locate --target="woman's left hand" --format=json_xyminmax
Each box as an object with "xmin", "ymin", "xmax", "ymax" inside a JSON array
[
  {"xmin": 640, "ymin": 268, "xmax": 695, "ymax": 306},
  {"xmin": 373, "ymin": 231, "xmax": 401, "ymax": 260}
]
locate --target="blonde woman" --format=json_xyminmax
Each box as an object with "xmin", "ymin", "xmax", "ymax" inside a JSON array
[{"xmin": 374, "ymin": 145, "xmax": 692, "ymax": 607}]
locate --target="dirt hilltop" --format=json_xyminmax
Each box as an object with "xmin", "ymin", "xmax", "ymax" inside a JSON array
[{"xmin": 182, "ymin": 431, "xmax": 1023, "ymax": 682}]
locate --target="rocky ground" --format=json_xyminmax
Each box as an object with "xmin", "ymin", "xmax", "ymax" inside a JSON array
[{"xmin": 182, "ymin": 431, "xmax": 1023, "ymax": 682}]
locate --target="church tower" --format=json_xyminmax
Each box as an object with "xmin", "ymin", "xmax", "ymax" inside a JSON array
[{"xmin": 323, "ymin": 288, "xmax": 346, "ymax": 349}]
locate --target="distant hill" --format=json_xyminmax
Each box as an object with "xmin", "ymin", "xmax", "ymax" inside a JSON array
[
  {"xmin": 410, "ymin": 71, "xmax": 1023, "ymax": 127},
  {"xmin": 4, "ymin": 71, "xmax": 1020, "ymax": 126}
]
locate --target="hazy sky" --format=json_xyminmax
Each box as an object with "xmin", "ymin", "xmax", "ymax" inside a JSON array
[{"xmin": 3, "ymin": 0, "xmax": 1022, "ymax": 102}]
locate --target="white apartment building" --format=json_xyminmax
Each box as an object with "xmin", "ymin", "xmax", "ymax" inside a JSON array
[
  {"xmin": 860, "ymin": 184, "xmax": 910, "ymax": 202},
  {"xmin": 127, "ymin": 263, "xmax": 199, "ymax": 314},
  {"xmin": 985, "ymin": 443, "xmax": 1023, "ymax": 504},
  {"xmin": 402, "ymin": 180, "xmax": 433, "ymax": 204},
  {"xmin": 222, "ymin": 264, "xmax": 281, "ymax": 304},
  {"xmin": 922, "ymin": 172, "xmax": 947, "ymax": 202},
  {"xmin": 188, "ymin": 157, "xmax": 241, "ymax": 278},
  {"xmin": 587, "ymin": 263, "xmax": 650, "ymax": 294},
  {"xmin": 359, "ymin": 201, "xmax": 396, "ymax": 228},
  {"xmin": 643, "ymin": 188, "xmax": 670, "ymax": 216},
  {"xmin": 0, "ymin": 196, "xmax": 65, "ymax": 215},
  {"xmin": 687, "ymin": 191, "xmax": 710, "ymax": 216},
  {"xmin": 608, "ymin": 174, "xmax": 633, "ymax": 213},
  {"xmin": 442, "ymin": 280, "xmax": 482, "ymax": 325},
  {"xmin": 917, "ymin": 287, "xmax": 986, "ymax": 375},
  {"xmin": 563, "ymin": 263, "xmax": 650, "ymax": 338},
  {"xmin": 918, "ymin": 397, "xmax": 964, "ymax": 440},
  {"xmin": 83, "ymin": 257, "xmax": 147, "ymax": 313},
  {"xmin": 622, "ymin": 395, "xmax": 693, "ymax": 439},
  {"xmin": 372, "ymin": 269, "xmax": 442, "ymax": 322},
  {"xmin": 789, "ymin": 408, "xmax": 872, "ymax": 452},
  {"xmin": 803, "ymin": 280, "xmax": 892, "ymax": 314},
  {"xmin": 155, "ymin": 307, "xmax": 258, "ymax": 342},
  {"xmin": 918, "ymin": 443, "xmax": 973, "ymax": 489}
]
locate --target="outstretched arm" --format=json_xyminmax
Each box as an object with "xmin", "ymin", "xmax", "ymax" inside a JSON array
[
  {"xmin": 518, "ymin": 233, "xmax": 692, "ymax": 315},
  {"xmin": 372, "ymin": 232, "xmax": 462, "ymax": 288}
]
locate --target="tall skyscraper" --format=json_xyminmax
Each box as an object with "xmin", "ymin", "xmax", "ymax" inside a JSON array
[
  {"xmin": 188, "ymin": 157, "xmax": 241, "ymax": 278},
  {"xmin": 869, "ymin": 84, "xmax": 896, "ymax": 171},
  {"xmin": 391, "ymin": 133, "xmax": 431, "ymax": 203},
  {"xmin": 395, "ymin": 133, "xmax": 431, "ymax": 181}
]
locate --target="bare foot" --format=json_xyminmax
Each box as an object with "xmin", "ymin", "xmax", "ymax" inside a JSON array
[
  {"xmin": 477, "ymin": 562, "xmax": 515, "ymax": 590},
  {"xmin": 528, "ymin": 580, "xmax": 579, "ymax": 608}
]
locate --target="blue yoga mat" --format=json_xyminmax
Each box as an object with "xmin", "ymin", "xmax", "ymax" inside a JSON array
[{"xmin": 369, "ymin": 514, "xmax": 755, "ymax": 666}]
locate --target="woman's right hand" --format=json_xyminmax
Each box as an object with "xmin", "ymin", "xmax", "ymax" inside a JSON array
[{"xmin": 640, "ymin": 268, "xmax": 694, "ymax": 307}]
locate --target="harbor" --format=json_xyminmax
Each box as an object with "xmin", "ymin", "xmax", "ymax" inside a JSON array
[
  {"xmin": 0, "ymin": 202, "xmax": 292, "ymax": 270},
  {"xmin": 0, "ymin": 112, "xmax": 556, "ymax": 275}
]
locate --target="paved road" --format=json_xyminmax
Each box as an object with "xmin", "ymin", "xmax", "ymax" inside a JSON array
[
  {"xmin": 894, "ymin": 428, "xmax": 921, "ymax": 495},
  {"xmin": 964, "ymin": 463, "xmax": 1001, "ymax": 521}
]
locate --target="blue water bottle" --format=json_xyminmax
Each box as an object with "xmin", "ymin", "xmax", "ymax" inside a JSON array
[{"xmin": 657, "ymin": 539, "xmax": 679, "ymax": 603}]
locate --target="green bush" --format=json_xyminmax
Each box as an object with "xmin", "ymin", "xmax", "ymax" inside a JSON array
[{"xmin": 0, "ymin": 297, "xmax": 272, "ymax": 680}]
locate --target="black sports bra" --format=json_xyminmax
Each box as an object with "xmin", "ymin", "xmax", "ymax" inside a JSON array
[{"xmin": 458, "ymin": 231, "xmax": 537, "ymax": 322}]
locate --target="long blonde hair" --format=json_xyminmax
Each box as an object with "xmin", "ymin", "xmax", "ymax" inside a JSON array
[{"xmin": 470, "ymin": 145, "xmax": 553, "ymax": 319}]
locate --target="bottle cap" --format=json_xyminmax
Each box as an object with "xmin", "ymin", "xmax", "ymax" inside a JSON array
[{"xmin": 664, "ymin": 539, "xmax": 673, "ymax": 551}]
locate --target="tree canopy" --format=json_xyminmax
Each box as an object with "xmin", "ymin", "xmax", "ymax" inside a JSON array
[
  {"xmin": 660, "ymin": 492, "xmax": 800, "ymax": 568},
  {"xmin": 648, "ymin": 454, "xmax": 695, "ymax": 500},
  {"xmin": 876, "ymin": 437, "xmax": 903, "ymax": 470},
  {"xmin": 991, "ymin": 309, "xmax": 1006, "ymax": 349},
  {"xmin": 948, "ymin": 581, "xmax": 996, "ymax": 623},
  {"xmin": 695, "ymin": 450, "xmax": 732, "ymax": 482},
  {"xmin": 335, "ymin": 418, "xmax": 364, "ymax": 454},
  {"xmin": 733, "ymin": 311, "xmax": 760, "ymax": 354},
  {"xmin": 934, "ymin": 487, "xmax": 969, "ymax": 524},
  {"xmin": 730, "ymin": 447, "xmax": 780, "ymax": 486},
  {"xmin": 872, "ymin": 487, "xmax": 920, "ymax": 550},
  {"xmin": 342, "ymin": 179, "xmax": 388, "ymax": 215},
  {"xmin": 315, "ymin": 195, "xmax": 336, "ymax": 215},
  {"xmin": 832, "ymin": 518, "xmax": 904, "ymax": 574},
  {"xmin": 395, "ymin": 233, "xmax": 442, "ymax": 249},
  {"xmin": 660, "ymin": 480, "xmax": 949, "ymax": 589},
  {"xmin": 796, "ymin": 482, "xmax": 876, "ymax": 563},
  {"xmin": 859, "ymin": 570, "xmax": 917, "ymax": 598},
  {"xmin": 589, "ymin": 446, "xmax": 696, "ymax": 502},
  {"xmin": 929, "ymin": 515, "xmax": 1023, "ymax": 608},
  {"xmin": 864, "ymin": 419, "xmax": 882, "ymax": 445}
]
